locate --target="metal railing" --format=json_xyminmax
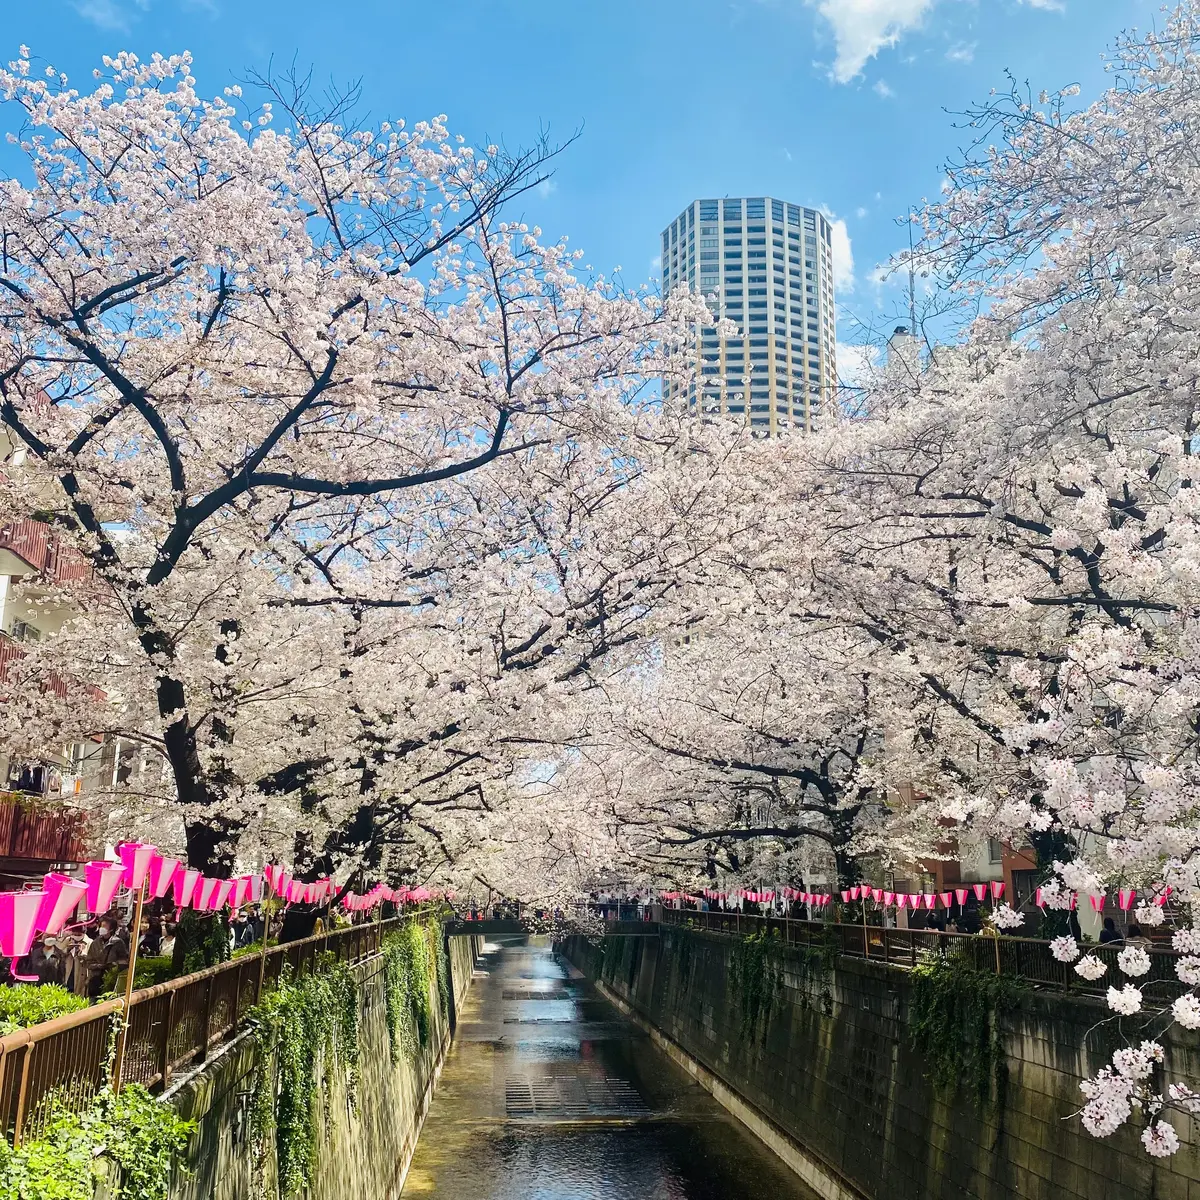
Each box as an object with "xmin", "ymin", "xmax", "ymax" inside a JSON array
[
  {"xmin": 659, "ymin": 908, "xmax": 1184, "ymax": 1000},
  {"xmin": 0, "ymin": 915, "xmax": 409, "ymax": 1147}
]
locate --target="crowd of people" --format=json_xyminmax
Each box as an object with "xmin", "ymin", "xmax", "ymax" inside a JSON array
[{"xmin": 6, "ymin": 903, "xmax": 276, "ymax": 999}]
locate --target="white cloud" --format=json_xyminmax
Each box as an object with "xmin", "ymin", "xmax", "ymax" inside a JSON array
[
  {"xmin": 946, "ymin": 41, "xmax": 975, "ymax": 64},
  {"xmin": 836, "ymin": 342, "xmax": 881, "ymax": 387},
  {"xmin": 74, "ymin": 0, "xmax": 213, "ymax": 29},
  {"xmin": 535, "ymin": 179, "xmax": 557, "ymax": 199},
  {"xmin": 873, "ymin": 79, "xmax": 894, "ymax": 98},
  {"xmin": 807, "ymin": 0, "xmax": 936, "ymax": 83},
  {"xmin": 855, "ymin": 206, "xmax": 869, "ymax": 218},
  {"xmin": 824, "ymin": 214, "xmax": 855, "ymax": 292},
  {"xmin": 1021, "ymin": 0, "xmax": 1064, "ymax": 8},
  {"xmin": 74, "ymin": 0, "xmax": 134, "ymax": 29}
]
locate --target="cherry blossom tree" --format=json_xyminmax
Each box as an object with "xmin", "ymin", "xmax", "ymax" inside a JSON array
[
  {"xmin": 776, "ymin": 3, "xmax": 1200, "ymax": 1155},
  {"xmin": 0, "ymin": 48, "xmax": 706, "ymax": 871}
]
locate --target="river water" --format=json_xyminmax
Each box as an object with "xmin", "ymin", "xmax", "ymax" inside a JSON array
[{"xmin": 400, "ymin": 937, "xmax": 820, "ymax": 1200}]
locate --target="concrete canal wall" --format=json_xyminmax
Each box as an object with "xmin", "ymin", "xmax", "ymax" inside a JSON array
[
  {"xmin": 563, "ymin": 926, "xmax": 1200, "ymax": 1200},
  {"xmin": 164, "ymin": 932, "xmax": 482, "ymax": 1200}
]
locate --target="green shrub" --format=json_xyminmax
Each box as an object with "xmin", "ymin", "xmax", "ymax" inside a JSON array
[
  {"xmin": 0, "ymin": 985, "xmax": 87, "ymax": 1035},
  {"xmin": 104, "ymin": 956, "xmax": 177, "ymax": 996},
  {"xmin": 0, "ymin": 1084, "xmax": 191, "ymax": 1200}
]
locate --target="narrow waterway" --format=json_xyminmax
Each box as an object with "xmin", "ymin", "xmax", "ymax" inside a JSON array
[{"xmin": 401, "ymin": 937, "xmax": 820, "ymax": 1200}]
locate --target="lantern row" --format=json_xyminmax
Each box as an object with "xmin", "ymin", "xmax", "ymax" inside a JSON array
[
  {"xmin": 682, "ymin": 884, "xmax": 1174, "ymax": 911},
  {"xmin": 833, "ymin": 884, "xmax": 1171, "ymax": 909},
  {"xmin": 0, "ymin": 843, "xmax": 435, "ymax": 980}
]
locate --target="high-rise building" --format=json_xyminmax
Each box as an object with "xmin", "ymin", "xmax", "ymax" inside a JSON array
[{"xmin": 660, "ymin": 196, "xmax": 837, "ymax": 433}]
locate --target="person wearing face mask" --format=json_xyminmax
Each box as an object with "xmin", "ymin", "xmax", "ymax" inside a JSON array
[{"xmin": 84, "ymin": 918, "xmax": 129, "ymax": 998}]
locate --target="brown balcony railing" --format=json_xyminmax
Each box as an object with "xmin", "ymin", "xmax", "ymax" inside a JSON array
[
  {"xmin": 0, "ymin": 792, "xmax": 91, "ymax": 864},
  {"xmin": 657, "ymin": 908, "xmax": 1184, "ymax": 1000},
  {"xmin": 0, "ymin": 913, "xmax": 420, "ymax": 1147},
  {"xmin": 0, "ymin": 519, "xmax": 91, "ymax": 586},
  {"xmin": 0, "ymin": 631, "xmax": 104, "ymax": 704}
]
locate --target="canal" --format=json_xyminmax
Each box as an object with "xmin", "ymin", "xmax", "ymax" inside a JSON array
[{"xmin": 401, "ymin": 936, "xmax": 820, "ymax": 1200}]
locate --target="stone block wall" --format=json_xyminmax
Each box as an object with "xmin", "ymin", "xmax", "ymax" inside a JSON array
[
  {"xmin": 564, "ymin": 928, "xmax": 1200, "ymax": 1200},
  {"xmin": 166, "ymin": 931, "xmax": 481, "ymax": 1200}
]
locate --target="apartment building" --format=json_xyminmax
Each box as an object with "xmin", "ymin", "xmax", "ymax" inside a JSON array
[
  {"xmin": 660, "ymin": 196, "xmax": 837, "ymax": 434},
  {"xmin": 0, "ymin": 434, "xmax": 99, "ymax": 883}
]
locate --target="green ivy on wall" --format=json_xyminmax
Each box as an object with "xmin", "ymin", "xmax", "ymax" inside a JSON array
[
  {"xmin": 0, "ymin": 1083, "xmax": 192, "ymax": 1200},
  {"xmin": 908, "ymin": 951, "xmax": 1025, "ymax": 1104},
  {"xmin": 248, "ymin": 956, "xmax": 361, "ymax": 1199},
  {"xmin": 381, "ymin": 920, "xmax": 435, "ymax": 1064},
  {"xmin": 434, "ymin": 931, "xmax": 451, "ymax": 1024},
  {"xmin": 792, "ymin": 939, "xmax": 837, "ymax": 1016},
  {"xmin": 729, "ymin": 930, "xmax": 782, "ymax": 1037}
]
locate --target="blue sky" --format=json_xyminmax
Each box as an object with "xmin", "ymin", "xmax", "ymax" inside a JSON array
[{"xmin": 4, "ymin": 0, "xmax": 1165, "ymax": 346}]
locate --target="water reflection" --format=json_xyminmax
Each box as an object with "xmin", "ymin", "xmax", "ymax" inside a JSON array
[{"xmin": 401, "ymin": 938, "xmax": 819, "ymax": 1200}]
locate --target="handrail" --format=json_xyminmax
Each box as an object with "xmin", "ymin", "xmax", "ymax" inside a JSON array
[
  {"xmin": 0, "ymin": 996, "xmax": 124, "ymax": 1056},
  {"xmin": 655, "ymin": 908, "xmax": 1184, "ymax": 1000},
  {"xmin": 0, "ymin": 910, "xmax": 429, "ymax": 1147}
]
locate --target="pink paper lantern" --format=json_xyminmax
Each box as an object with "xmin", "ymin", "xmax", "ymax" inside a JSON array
[
  {"xmin": 954, "ymin": 888, "xmax": 968, "ymax": 905},
  {"xmin": 208, "ymin": 879, "xmax": 233, "ymax": 910},
  {"xmin": 923, "ymin": 894, "xmax": 935, "ymax": 909},
  {"xmin": 990, "ymin": 881, "xmax": 1005, "ymax": 901},
  {"xmin": 118, "ymin": 842, "xmax": 158, "ymax": 892},
  {"xmin": 872, "ymin": 888, "xmax": 883, "ymax": 903},
  {"xmin": 908, "ymin": 894, "xmax": 921, "ymax": 909},
  {"xmin": 172, "ymin": 867, "xmax": 200, "ymax": 910},
  {"xmin": 939, "ymin": 892, "xmax": 953, "ymax": 909},
  {"xmin": 147, "ymin": 855, "xmax": 181, "ymax": 900},
  {"xmin": 883, "ymin": 891, "xmax": 894, "ymax": 905},
  {"xmin": 1035, "ymin": 888, "xmax": 1045, "ymax": 908},
  {"xmin": 0, "ymin": 891, "xmax": 46, "ymax": 980},
  {"xmin": 195, "ymin": 876, "xmax": 220, "ymax": 910},
  {"xmin": 36, "ymin": 874, "xmax": 87, "ymax": 936},
  {"xmin": 231, "ymin": 877, "xmax": 251, "ymax": 910},
  {"xmin": 85, "ymin": 861, "xmax": 124, "ymax": 915},
  {"xmin": 972, "ymin": 884, "xmax": 987, "ymax": 902},
  {"xmin": 1089, "ymin": 894, "xmax": 1105, "ymax": 912},
  {"xmin": 1118, "ymin": 888, "xmax": 1136, "ymax": 911},
  {"xmin": 897, "ymin": 894, "xmax": 908, "ymax": 910}
]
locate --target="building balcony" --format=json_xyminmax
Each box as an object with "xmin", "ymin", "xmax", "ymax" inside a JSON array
[
  {"xmin": 0, "ymin": 518, "xmax": 91, "ymax": 586},
  {"xmin": 0, "ymin": 789, "xmax": 93, "ymax": 875},
  {"xmin": 0, "ymin": 630, "xmax": 71, "ymax": 699}
]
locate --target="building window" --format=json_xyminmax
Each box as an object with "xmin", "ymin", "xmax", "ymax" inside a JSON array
[{"xmin": 987, "ymin": 839, "xmax": 1004, "ymax": 864}]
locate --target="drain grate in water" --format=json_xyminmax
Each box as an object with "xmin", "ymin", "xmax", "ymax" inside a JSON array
[
  {"xmin": 505, "ymin": 1079, "xmax": 536, "ymax": 1115},
  {"xmin": 502, "ymin": 988, "xmax": 572, "ymax": 1001},
  {"xmin": 504, "ymin": 1074, "xmax": 649, "ymax": 1118}
]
